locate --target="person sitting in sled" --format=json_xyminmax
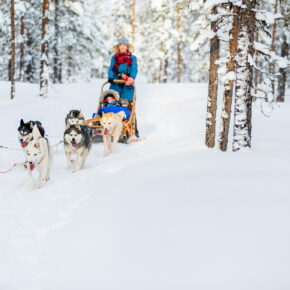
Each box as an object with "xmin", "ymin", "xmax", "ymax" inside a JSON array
[
  {"xmin": 97, "ymin": 90, "xmax": 130, "ymax": 120},
  {"xmin": 108, "ymin": 36, "xmax": 139, "ymax": 137}
]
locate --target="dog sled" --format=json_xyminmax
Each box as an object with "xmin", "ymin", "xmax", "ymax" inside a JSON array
[{"xmin": 85, "ymin": 80, "xmax": 139, "ymax": 144}]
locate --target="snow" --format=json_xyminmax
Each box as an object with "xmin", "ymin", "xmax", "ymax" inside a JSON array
[
  {"xmin": 151, "ymin": 0, "xmax": 163, "ymax": 10},
  {"xmin": 0, "ymin": 80, "xmax": 290, "ymax": 290},
  {"xmin": 221, "ymin": 71, "xmax": 236, "ymax": 82}
]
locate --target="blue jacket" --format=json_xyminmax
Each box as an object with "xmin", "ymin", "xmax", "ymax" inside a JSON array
[
  {"xmin": 97, "ymin": 105, "xmax": 130, "ymax": 120},
  {"xmin": 108, "ymin": 54, "xmax": 138, "ymax": 80},
  {"xmin": 108, "ymin": 54, "xmax": 138, "ymax": 102}
]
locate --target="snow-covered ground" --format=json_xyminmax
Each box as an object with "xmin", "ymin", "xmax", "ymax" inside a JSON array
[{"xmin": 0, "ymin": 80, "xmax": 289, "ymax": 290}]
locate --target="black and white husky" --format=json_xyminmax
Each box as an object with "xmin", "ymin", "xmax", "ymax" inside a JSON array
[
  {"xmin": 18, "ymin": 119, "xmax": 45, "ymax": 148},
  {"xmin": 65, "ymin": 110, "xmax": 85, "ymax": 126},
  {"xmin": 64, "ymin": 124, "xmax": 92, "ymax": 173},
  {"xmin": 24, "ymin": 125, "xmax": 52, "ymax": 188}
]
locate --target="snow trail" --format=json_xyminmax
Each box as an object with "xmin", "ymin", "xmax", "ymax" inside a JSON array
[{"xmin": 0, "ymin": 81, "xmax": 289, "ymax": 290}]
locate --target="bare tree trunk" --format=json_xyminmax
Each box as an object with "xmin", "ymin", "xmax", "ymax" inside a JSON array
[
  {"xmin": 205, "ymin": 6, "xmax": 220, "ymax": 148},
  {"xmin": 246, "ymin": 1, "xmax": 256, "ymax": 140},
  {"xmin": 163, "ymin": 58, "xmax": 168, "ymax": 83},
  {"xmin": 25, "ymin": 32, "xmax": 33, "ymax": 82},
  {"xmin": 219, "ymin": 6, "xmax": 239, "ymax": 151},
  {"xmin": 40, "ymin": 0, "xmax": 50, "ymax": 98},
  {"xmin": 177, "ymin": 2, "xmax": 182, "ymax": 83},
  {"xmin": 269, "ymin": 0, "xmax": 278, "ymax": 96},
  {"xmin": 277, "ymin": 5, "xmax": 288, "ymax": 102},
  {"xmin": 131, "ymin": 0, "xmax": 136, "ymax": 44},
  {"xmin": 19, "ymin": 0, "xmax": 25, "ymax": 82},
  {"xmin": 10, "ymin": 0, "xmax": 15, "ymax": 99},
  {"xmin": 254, "ymin": 29, "xmax": 259, "ymax": 96},
  {"xmin": 53, "ymin": 0, "xmax": 60, "ymax": 83},
  {"xmin": 232, "ymin": 0, "xmax": 256, "ymax": 152},
  {"xmin": 158, "ymin": 59, "xmax": 162, "ymax": 83}
]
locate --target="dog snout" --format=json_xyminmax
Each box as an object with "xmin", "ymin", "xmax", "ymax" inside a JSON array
[
  {"xmin": 72, "ymin": 138, "xmax": 75, "ymax": 142},
  {"xmin": 20, "ymin": 138, "xmax": 23, "ymax": 142},
  {"xmin": 29, "ymin": 161, "xmax": 33, "ymax": 165}
]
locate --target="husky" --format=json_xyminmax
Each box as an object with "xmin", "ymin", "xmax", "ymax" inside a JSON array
[
  {"xmin": 24, "ymin": 125, "xmax": 52, "ymax": 188},
  {"xmin": 18, "ymin": 119, "xmax": 45, "ymax": 148},
  {"xmin": 64, "ymin": 124, "xmax": 92, "ymax": 172},
  {"xmin": 65, "ymin": 110, "xmax": 85, "ymax": 126},
  {"xmin": 100, "ymin": 111, "xmax": 125, "ymax": 156}
]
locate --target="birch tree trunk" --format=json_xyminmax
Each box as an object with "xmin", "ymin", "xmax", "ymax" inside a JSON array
[
  {"xmin": 246, "ymin": 2, "xmax": 256, "ymax": 141},
  {"xmin": 277, "ymin": 4, "xmax": 288, "ymax": 102},
  {"xmin": 177, "ymin": 2, "xmax": 182, "ymax": 83},
  {"xmin": 40, "ymin": 0, "xmax": 50, "ymax": 98},
  {"xmin": 219, "ymin": 6, "xmax": 239, "ymax": 151},
  {"xmin": 254, "ymin": 30, "xmax": 259, "ymax": 96},
  {"xmin": 10, "ymin": 0, "xmax": 15, "ymax": 100},
  {"xmin": 205, "ymin": 6, "xmax": 220, "ymax": 148},
  {"xmin": 269, "ymin": 0, "xmax": 278, "ymax": 97},
  {"xmin": 53, "ymin": 0, "xmax": 60, "ymax": 83},
  {"xmin": 19, "ymin": 0, "xmax": 25, "ymax": 82},
  {"xmin": 232, "ymin": 0, "xmax": 256, "ymax": 152}
]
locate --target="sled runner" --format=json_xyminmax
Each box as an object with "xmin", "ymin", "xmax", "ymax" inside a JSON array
[{"xmin": 85, "ymin": 80, "xmax": 138, "ymax": 144}]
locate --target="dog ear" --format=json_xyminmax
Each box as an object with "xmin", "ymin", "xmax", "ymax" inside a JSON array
[
  {"xmin": 65, "ymin": 123, "xmax": 71, "ymax": 130},
  {"xmin": 30, "ymin": 122, "xmax": 34, "ymax": 129},
  {"xmin": 20, "ymin": 119, "xmax": 24, "ymax": 126},
  {"xmin": 76, "ymin": 124, "xmax": 81, "ymax": 131},
  {"xmin": 34, "ymin": 142, "xmax": 40, "ymax": 149},
  {"xmin": 32, "ymin": 124, "xmax": 41, "ymax": 140}
]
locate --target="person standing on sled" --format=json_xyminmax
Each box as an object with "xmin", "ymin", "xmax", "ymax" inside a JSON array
[{"xmin": 108, "ymin": 36, "xmax": 139, "ymax": 137}]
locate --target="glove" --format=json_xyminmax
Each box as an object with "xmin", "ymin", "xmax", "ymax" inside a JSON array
[
  {"xmin": 108, "ymin": 78, "xmax": 114, "ymax": 84},
  {"xmin": 125, "ymin": 77, "xmax": 134, "ymax": 86}
]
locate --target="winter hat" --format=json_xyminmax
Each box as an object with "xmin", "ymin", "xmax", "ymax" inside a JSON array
[
  {"xmin": 100, "ymin": 89, "xmax": 120, "ymax": 103},
  {"xmin": 118, "ymin": 36, "xmax": 129, "ymax": 47}
]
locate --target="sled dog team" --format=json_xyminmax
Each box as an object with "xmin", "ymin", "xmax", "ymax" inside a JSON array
[{"xmin": 18, "ymin": 108, "xmax": 126, "ymax": 189}]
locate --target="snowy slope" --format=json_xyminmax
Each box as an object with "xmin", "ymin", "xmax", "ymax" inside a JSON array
[{"xmin": 0, "ymin": 80, "xmax": 289, "ymax": 290}]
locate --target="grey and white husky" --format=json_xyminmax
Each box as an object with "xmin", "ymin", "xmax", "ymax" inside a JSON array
[
  {"xmin": 65, "ymin": 110, "xmax": 85, "ymax": 126},
  {"xmin": 64, "ymin": 124, "xmax": 92, "ymax": 173},
  {"xmin": 24, "ymin": 125, "xmax": 52, "ymax": 188},
  {"xmin": 18, "ymin": 119, "xmax": 45, "ymax": 148}
]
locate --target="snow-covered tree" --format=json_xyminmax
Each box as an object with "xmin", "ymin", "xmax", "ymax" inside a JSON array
[
  {"xmin": 39, "ymin": 0, "xmax": 49, "ymax": 98},
  {"xmin": 232, "ymin": 0, "xmax": 256, "ymax": 152},
  {"xmin": 11, "ymin": 0, "xmax": 16, "ymax": 99}
]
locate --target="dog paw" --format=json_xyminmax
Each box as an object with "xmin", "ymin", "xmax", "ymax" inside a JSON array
[{"xmin": 72, "ymin": 169, "xmax": 78, "ymax": 173}]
